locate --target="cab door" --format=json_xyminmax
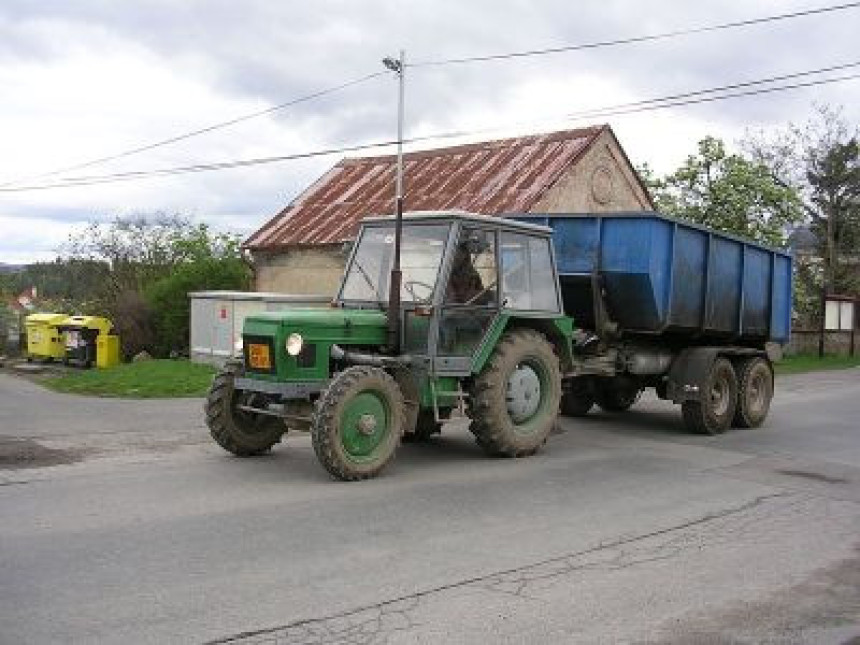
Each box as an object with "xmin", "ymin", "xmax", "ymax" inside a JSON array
[{"xmin": 432, "ymin": 225, "xmax": 500, "ymax": 374}]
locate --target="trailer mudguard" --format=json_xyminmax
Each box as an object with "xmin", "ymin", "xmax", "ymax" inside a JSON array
[{"xmin": 666, "ymin": 346, "xmax": 765, "ymax": 403}]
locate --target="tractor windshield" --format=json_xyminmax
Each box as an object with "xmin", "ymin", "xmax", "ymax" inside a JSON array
[{"xmin": 340, "ymin": 223, "xmax": 451, "ymax": 304}]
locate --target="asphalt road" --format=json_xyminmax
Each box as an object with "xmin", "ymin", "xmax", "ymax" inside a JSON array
[{"xmin": 1, "ymin": 369, "xmax": 859, "ymax": 644}]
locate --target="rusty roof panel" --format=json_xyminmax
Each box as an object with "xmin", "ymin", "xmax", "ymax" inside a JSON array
[{"xmin": 244, "ymin": 126, "xmax": 606, "ymax": 249}]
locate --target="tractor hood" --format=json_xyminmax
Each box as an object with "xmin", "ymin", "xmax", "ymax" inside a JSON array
[
  {"xmin": 243, "ymin": 308, "xmax": 387, "ymax": 343},
  {"xmin": 240, "ymin": 308, "xmax": 388, "ymax": 383}
]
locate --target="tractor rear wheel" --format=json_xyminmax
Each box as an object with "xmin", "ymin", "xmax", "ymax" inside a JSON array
[
  {"xmin": 205, "ymin": 365, "xmax": 285, "ymax": 456},
  {"xmin": 681, "ymin": 357, "xmax": 738, "ymax": 435},
  {"xmin": 732, "ymin": 357, "xmax": 773, "ymax": 428},
  {"xmin": 311, "ymin": 365, "xmax": 404, "ymax": 481},
  {"xmin": 468, "ymin": 329, "xmax": 561, "ymax": 457}
]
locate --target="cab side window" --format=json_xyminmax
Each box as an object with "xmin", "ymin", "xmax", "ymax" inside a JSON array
[{"xmin": 500, "ymin": 233, "xmax": 559, "ymax": 312}]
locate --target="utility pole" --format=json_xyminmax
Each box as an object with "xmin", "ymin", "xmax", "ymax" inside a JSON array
[{"xmin": 383, "ymin": 50, "xmax": 405, "ymax": 353}]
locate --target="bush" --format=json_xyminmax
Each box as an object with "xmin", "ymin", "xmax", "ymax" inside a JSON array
[{"xmin": 145, "ymin": 257, "xmax": 250, "ymax": 356}]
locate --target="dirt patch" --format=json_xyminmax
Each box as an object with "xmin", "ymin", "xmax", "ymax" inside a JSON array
[
  {"xmin": 651, "ymin": 546, "xmax": 860, "ymax": 644},
  {"xmin": 0, "ymin": 437, "xmax": 88, "ymax": 470}
]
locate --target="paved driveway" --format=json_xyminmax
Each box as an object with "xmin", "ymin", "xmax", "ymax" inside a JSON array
[{"xmin": 1, "ymin": 368, "xmax": 859, "ymax": 643}]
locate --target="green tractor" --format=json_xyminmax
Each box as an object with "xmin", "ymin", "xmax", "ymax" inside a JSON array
[{"xmin": 205, "ymin": 212, "xmax": 572, "ymax": 480}]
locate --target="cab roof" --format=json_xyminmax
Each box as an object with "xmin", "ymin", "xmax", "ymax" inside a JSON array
[{"xmin": 361, "ymin": 210, "xmax": 553, "ymax": 235}]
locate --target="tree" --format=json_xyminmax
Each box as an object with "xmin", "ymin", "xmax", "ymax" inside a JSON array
[
  {"xmin": 144, "ymin": 234, "xmax": 250, "ymax": 356},
  {"xmin": 644, "ymin": 136, "xmax": 804, "ymax": 247},
  {"xmin": 744, "ymin": 105, "xmax": 860, "ymax": 327},
  {"xmin": 65, "ymin": 213, "xmax": 251, "ymax": 357}
]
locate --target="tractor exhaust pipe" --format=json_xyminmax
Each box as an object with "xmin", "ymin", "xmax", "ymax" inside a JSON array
[{"xmin": 383, "ymin": 50, "xmax": 405, "ymax": 354}]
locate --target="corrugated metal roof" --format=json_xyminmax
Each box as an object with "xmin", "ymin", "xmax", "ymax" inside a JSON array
[{"xmin": 245, "ymin": 126, "xmax": 606, "ymax": 250}]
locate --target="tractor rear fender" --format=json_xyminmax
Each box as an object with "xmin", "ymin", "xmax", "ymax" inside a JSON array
[
  {"xmin": 471, "ymin": 314, "xmax": 575, "ymax": 375},
  {"xmin": 666, "ymin": 346, "xmax": 766, "ymax": 403}
]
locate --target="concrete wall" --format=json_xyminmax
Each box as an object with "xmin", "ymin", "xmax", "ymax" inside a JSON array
[
  {"xmin": 532, "ymin": 129, "xmax": 653, "ymax": 213},
  {"xmin": 253, "ymin": 246, "xmax": 346, "ymax": 296},
  {"xmin": 788, "ymin": 329, "xmax": 858, "ymax": 357}
]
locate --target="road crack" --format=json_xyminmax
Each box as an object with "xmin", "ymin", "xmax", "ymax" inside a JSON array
[{"xmin": 210, "ymin": 492, "xmax": 791, "ymax": 644}]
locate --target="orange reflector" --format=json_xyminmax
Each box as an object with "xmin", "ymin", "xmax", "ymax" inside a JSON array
[{"xmin": 248, "ymin": 344, "xmax": 272, "ymax": 370}]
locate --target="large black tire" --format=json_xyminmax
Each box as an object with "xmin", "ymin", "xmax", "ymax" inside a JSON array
[
  {"xmin": 595, "ymin": 378, "xmax": 640, "ymax": 412},
  {"xmin": 732, "ymin": 357, "xmax": 774, "ymax": 428},
  {"xmin": 560, "ymin": 378, "xmax": 594, "ymax": 417},
  {"xmin": 311, "ymin": 365, "xmax": 404, "ymax": 481},
  {"xmin": 468, "ymin": 329, "xmax": 561, "ymax": 457},
  {"xmin": 402, "ymin": 410, "xmax": 442, "ymax": 443},
  {"xmin": 681, "ymin": 357, "xmax": 738, "ymax": 435},
  {"xmin": 205, "ymin": 366, "xmax": 285, "ymax": 456}
]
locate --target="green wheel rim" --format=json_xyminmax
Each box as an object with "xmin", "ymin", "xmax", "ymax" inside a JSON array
[
  {"xmin": 340, "ymin": 390, "xmax": 390, "ymax": 462},
  {"xmin": 509, "ymin": 356, "xmax": 550, "ymax": 437}
]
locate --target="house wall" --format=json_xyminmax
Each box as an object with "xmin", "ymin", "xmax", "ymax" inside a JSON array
[
  {"xmin": 253, "ymin": 246, "xmax": 346, "ymax": 296},
  {"xmin": 532, "ymin": 129, "xmax": 653, "ymax": 213}
]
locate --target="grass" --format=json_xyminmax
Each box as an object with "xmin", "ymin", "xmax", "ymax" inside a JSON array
[
  {"xmin": 43, "ymin": 359, "xmax": 218, "ymax": 398},
  {"xmin": 774, "ymin": 353, "xmax": 860, "ymax": 375}
]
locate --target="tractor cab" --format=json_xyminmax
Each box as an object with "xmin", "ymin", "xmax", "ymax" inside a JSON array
[
  {"xmin": 337, "ymin": 212, "xmax": 565, "ymax": 372},
  {"xmin": 205, "ymin": 211, "xmax": 572, "ymax": 481}
]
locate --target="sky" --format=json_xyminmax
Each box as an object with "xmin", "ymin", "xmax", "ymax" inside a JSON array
[{"xmin": 1, "ymin": 0, "xmax": 858, "ymax": 263}]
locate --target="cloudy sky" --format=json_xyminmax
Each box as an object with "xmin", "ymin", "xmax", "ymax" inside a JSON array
[{"xmin": 1, "ymin": 0, "xmax": 858, "ymax": 263}]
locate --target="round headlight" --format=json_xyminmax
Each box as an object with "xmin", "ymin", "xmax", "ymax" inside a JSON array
[{"xmin": 286, "ymin": 333, "xmax": 304, "ymax": 356}]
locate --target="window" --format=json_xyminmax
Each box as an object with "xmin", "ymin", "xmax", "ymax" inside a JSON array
[
  {"xmin": 500, "ymin": 233, "xmax": 559, "ymax": 312},
  {"xmin": 444, "ymin": 227, "xmax": 498, "ymax": 305},
  {"xmin": 340, "ymin": 223, "xmax": 450, "ymax": 303}
]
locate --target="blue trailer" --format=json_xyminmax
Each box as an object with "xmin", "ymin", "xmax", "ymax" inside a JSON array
[
  {"xmin": 519, "ymin": 212, "xmax": 792, "ymax": 344},
  {"xmin": 519, "ymin": 211, "xmax": 792, "ymax": 434}
]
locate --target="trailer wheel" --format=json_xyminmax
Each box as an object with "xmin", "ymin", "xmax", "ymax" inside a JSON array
[
  {"xmin": 681, "ymin": 357, "xmax": 738, "ymax": 435},
  {"xmin": 468, "ymin": 329, "xmax": 561, "ymax": 457},
  {"xmin": 595, "ymin": 378, "xmax": 641, "ymax": 412},
  {"xmin": 560, "ymin": 378, "xmax": 594, "ymax": 417},
  {"xmin": 733, "ymin": 357, "xmax": 773, "ymax": 428},
  {"xmin": 403, "ymin": 410, "xmax": 443, "ymax": 443},
  {"xmin": 311, "ymin": 366, "xmax": 404, "ymax": 481},
  {"xmin": 205, "ymin": 366, "xmax": 285, "ymax": 456}
]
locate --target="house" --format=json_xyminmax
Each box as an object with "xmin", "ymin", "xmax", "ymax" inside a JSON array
[{"xmin": 244, "ymin": 125, "xmax": 654, "ymax": 295}]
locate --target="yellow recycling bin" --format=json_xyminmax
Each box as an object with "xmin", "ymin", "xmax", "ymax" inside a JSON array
[
  {"xmin": 57, "ymin": 315, "xmax": 115, "ymax": 368},
  {"xmin": 96, "ymin": 334, "xmax": 121, "ymax": 369},
  {"xmin": 25, "ymin": 313, "xmax": 69, "ymax": 361}
]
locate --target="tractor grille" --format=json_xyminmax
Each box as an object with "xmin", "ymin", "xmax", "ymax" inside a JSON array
[{"xmin": 297, "ymin": 343, "xmax": 317, "ymax": 368}]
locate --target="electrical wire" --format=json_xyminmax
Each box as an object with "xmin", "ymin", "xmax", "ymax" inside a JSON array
[
  {"xmin": 409, "ymin": 1, "xmax": 860, "ymax": 67},
  {"xmin": 0, "ymin": 70, "xmax": 386, "ymax": 188},
  {"xmin": 2, "ymin": 66, "xmax": 858, "ymax": 194}
]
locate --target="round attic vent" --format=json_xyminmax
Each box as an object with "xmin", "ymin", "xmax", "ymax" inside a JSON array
[{"xmin": 591, "ymin": 165, "xmax": 615, "ymax": 205}]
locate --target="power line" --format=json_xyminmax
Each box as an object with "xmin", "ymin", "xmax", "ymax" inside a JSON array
[
  {"xmin": 410, "ymin": 1, "xmax": 860, "ymax": 67},
  {"xmin": 403, "ymin": 66, "xmax": 860, "ymax": 147},
  {"xmin": 5, "ymin": 3, "xmax": 853, "ymax": 191},
  {"xmin": 2, "ymin": 66, "xmax": 858, "ymax": 194},
  {"xmin": 0, "ymin": 70, "xmax": 385, "ymax": 188}
]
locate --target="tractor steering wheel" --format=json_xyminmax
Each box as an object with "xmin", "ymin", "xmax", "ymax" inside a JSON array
[{"xmin": 403, "ymin": 279, "xmax": 435, "ymax": 303}]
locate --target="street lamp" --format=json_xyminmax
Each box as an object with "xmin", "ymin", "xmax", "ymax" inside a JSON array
[{"xmin": 383, "ymin": 50, "xmax": 405, "ymax": 353}]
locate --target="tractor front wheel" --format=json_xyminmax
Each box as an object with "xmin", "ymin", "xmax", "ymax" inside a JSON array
[
  {"xmin": 311, "ymin": 366, "xmax": 404, "ymax": 481},
  {"xmin": 468, "ymin": 329, "xmax": 561, "ymax": 457},
  {"xmin": 205, "ymin": 365, "xmax": 285, "ymax": 456}
]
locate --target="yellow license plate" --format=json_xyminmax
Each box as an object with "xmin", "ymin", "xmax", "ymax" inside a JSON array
[{"xmin": 248, "ymin": 343, "xmax": 271, "ymax": 369}]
